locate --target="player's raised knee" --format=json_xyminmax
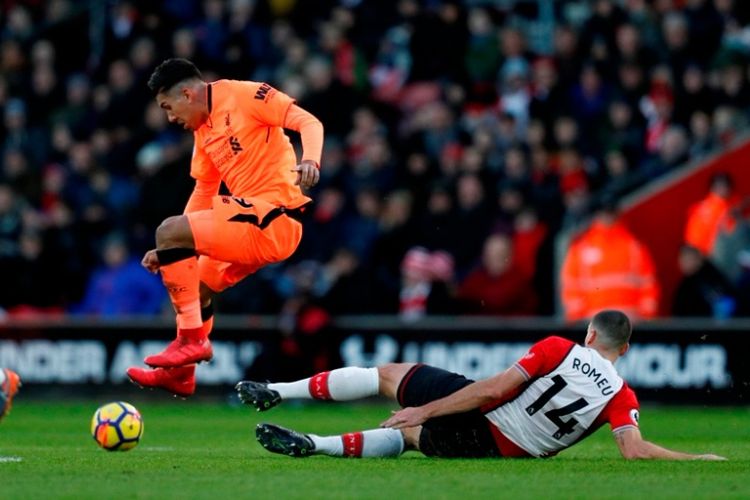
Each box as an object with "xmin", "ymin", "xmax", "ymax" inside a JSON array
[
  {"xmin": 155, "ymin": 215, "xmax": 194, "ymax": 249},
  {"xmin": 378, "ymin": 363, "xmax": 416, "ymax": 399}
]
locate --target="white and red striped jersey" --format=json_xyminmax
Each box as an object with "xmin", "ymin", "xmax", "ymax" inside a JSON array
[{"xmin": 483, "ymin": 336, "xmax": 640, "ymax": 458}]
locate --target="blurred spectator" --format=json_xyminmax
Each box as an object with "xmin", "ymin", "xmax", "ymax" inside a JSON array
[
  {"xmin": 341, "ymin": 187, "xmax": 382, "ymax": 263},
  {"xmin": 570, "ymin": 64, "xmax": 610, "ymax": 152},
  {"xmin": 712, "ymin": 198, "xmax": 750, "ymax": 284},
  {"xmin": 688, "ymin": 111, "xmax": 717, "ymax": 159},
  {"xmin": 408, "ymin": 0, "xmax": 467, "ymax": 83},
  {"xmin": 641, "ymin": 125, "xmax": 689, "ymax": 179},
  {"xmin": 317, "ymin": 247, "xmax": 374, "ymax": 315},
  {"xmin": 399, "ymin": 246, "xmax": 455, "ymax": 322},
  {"xmin": 660, "ymin": 11, "xmax": 692, "ymax": 81},
  {"xmin": 72, "ymin": 233, "xmax": 165, "ymax": 316},
  {"xmin": 298, "ymin": 185, "xmax": 350, "ymax": 263},
  {"xmin": 684, "ymin": 172, "xmax": 738, "ymax": 255},
  {"xmin": 273, "ymin": 260, "xmax": 338, "ymax": 379},
  {"xmin": 735, "ymin": 250, "xmax": 750, "ymax": 317},
  {"xmin": 600, "ymin": 150, "xmax": 639, "ymax": 200},
  {"xmin": 673, "ymin": 65, "xmax": 716, "ymax": 127},
  {"xmin": 641, "ymin": 78, "xmax": 676, "ymax": 158},
  {"xmin": 529, "ymin": 57, "xmax": 566, "ymax": 133},
  {"xmin": 512, "ymin": 206, "xmax": 548, "ymax": 283},
  {"xmin": 370, "ymin": 190, "xmax": 418, "ymax": 311},
  {"xmin": 456, "ymin": 233, "xmax": 537, "ymax": 316},
  {"xmin": 452, "ymin": 173, "xmax": 493, "ymax": 274},
  {"xmin": 417, "ymin": 180, "xmax": 459, "ymax": 255},
  {"xmin": 672, "ymin": 244, "xmax": 736, "ymax": 318},
  {"xmin": 465, "ymin": 7, "xmax": 499, "ymax": 88},
  {"xmin": 560, "ymin": 199, "xmax": 659, "ymax": 322},
  {"xmin": 599, "ymin": 99, "xmax": 644, "ymax": 168}
]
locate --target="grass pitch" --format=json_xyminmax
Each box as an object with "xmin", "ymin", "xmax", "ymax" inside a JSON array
[{"xmin": 1, "ymin": 398, "xmax": 748, "ymax": 499}]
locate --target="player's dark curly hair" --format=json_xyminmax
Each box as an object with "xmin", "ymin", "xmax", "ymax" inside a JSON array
[
  {"xmin": 147, "ymin": 58, "xmax": 202, "ymax": 95},
  {"xmin": 591, "ymin": 310, "xmax": 632, "ymax": 349}
]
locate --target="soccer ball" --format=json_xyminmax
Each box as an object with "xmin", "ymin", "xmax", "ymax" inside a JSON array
[{"xmin": 91, "ymin": 402, "xmax": 144, "ymax": 451}]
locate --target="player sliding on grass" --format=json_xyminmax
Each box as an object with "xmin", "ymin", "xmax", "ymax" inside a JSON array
[
  {"xmin": 237, "ymin": 310, "xmax": 725, "ymax": 460},
  {"xmin": 128, "ymin": 58, "xmax": 323, "ymax": 397},
  {"xmin": 0, "ymin": 368, "xmax": 21, "ymax": 423}
]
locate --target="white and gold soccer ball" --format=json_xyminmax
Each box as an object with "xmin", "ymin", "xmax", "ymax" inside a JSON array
[{"xmin": 91, "ymin": 402, "xmax": 144, "ymax": 451}]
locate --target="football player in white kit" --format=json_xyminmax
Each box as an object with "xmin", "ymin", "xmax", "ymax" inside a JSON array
[{"xmin": 237, "ymin": 310, "xmax": 724, "ymax": 460}]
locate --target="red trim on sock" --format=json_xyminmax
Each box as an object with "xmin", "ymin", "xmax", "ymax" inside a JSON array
[
  {"xmin": 308, "ymin": 371, "xmax": 332, "ymax": 400},
  {"xmin": 341, "ymin": 432, "xmax": 364, "ymax": 457}
]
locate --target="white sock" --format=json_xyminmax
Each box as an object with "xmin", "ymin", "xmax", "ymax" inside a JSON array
[
  {"xmin": 268, "ymin": 367, "xmax": 379, "ymax": 401},
  {"xmin": 0, "ymin": 369, "xmax": 5, "ymax": 387},
  {"xmin": 309, "ymin": 434, "xmax": 343, "ymax": 455},
  {"xmin": 310, "ymin": 428, "xmax": 405, "ymax": 458}
]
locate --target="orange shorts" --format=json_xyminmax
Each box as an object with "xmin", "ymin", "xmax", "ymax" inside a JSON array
[{"xmin": 186, "ymin": 195, "xmax": 305, "ymax": 292}]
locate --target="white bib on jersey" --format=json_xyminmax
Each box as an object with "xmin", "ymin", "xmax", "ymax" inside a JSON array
[{"xmin": 485, "ymin": 344, "xmax": 624, "ymax": 457}]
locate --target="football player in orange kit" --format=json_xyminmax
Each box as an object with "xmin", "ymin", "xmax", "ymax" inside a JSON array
[
  {"xmin": 0, "ymin": 368, "xmax": 21, "ymax": 422},
  {"xmin": 127, "ymin": 58, "xmax": 323, "ymax": 397}
]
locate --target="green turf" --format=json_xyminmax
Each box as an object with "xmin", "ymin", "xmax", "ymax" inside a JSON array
[{"xmin": 0, "ymin": 399, "xmax": 748, "ymax": 499}]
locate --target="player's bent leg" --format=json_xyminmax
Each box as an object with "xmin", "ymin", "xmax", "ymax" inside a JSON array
[
  {"xmin": 126, "ymin": 365, "xmax": 196, "ymax": 398},
  {"xmin": 378, "ymin": 363, "xmax": 418, "ymax": 401},
  {"xmin": 401, "ymin": 426, "xmax": 422, "ymax": 452},
  {"xmin": 144, "ymin": 218, "xmax": 212, "ymax": 368},
  {"xmin": 155, "ymin": 215, "xmax": 196, "ymax": 249}
]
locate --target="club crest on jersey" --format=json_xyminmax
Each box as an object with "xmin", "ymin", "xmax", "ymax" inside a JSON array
[
  {"xmin": 630, "ymin": 409, "xmax": 640, "ymax": 425},
  {"xmin": 225, "ymin": 113, "xmax": 231, "ymax": 127}
]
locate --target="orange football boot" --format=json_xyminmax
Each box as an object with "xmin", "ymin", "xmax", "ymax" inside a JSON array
[{"xmin": 144, "ymin": 318, "xmax": 214, "ymax": 368}]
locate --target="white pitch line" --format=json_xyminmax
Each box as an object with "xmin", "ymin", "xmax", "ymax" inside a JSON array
[{"xmin": 0, "ymin": 456, "xmax": 23, "ymax": 463}]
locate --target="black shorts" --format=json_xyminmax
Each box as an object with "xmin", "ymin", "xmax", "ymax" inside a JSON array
[{"xmin": 396, "ymin": 364, "xmax": 501, "ymax": 458}]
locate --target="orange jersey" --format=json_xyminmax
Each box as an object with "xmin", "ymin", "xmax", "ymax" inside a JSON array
[{"xmin": 191, "ymin": 80, "xmax": 311, "ymax": 209}]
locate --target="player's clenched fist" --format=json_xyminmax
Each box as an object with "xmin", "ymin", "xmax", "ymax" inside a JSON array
[{"xmin": 292, "ymin": 160, "xmax": 320, "ymax": 189}]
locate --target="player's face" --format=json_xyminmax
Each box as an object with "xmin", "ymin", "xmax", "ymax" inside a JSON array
[{"xmin": 157, "ymin": 89, "xmax": 200, "ymax": 130}]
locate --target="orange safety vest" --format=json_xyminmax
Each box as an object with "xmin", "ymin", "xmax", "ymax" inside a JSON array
[
  {"xmin": 684, "ymin": 193, "xmax": 737, "ymax": 255},
  {"xmin": 561, "ymin": 221, "xmax": 660, "ymax": 321}
]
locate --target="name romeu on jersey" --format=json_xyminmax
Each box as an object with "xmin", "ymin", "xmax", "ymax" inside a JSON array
[{"xmin": 482, "ymin": 336, "xmax": 640, "ymax": 458}]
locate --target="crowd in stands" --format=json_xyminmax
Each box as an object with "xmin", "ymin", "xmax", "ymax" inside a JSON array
[{"xmin": 1, "ymin": 0, "xmax": 749, "ymax": 320}]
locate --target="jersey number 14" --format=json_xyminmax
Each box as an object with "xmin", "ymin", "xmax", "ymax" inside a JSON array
[{"xmin": 525, "ymin": 375, "xmax": 588, "ymax": 440}]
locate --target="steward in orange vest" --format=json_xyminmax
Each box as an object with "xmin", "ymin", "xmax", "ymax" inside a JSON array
[{"xmin": 561, "ymin": 201, "xmax": 660, "ymax": 321}]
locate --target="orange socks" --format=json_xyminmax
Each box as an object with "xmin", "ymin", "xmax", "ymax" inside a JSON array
[
  {"xmin": 157, "ymin": 248, "xmax": 201, "ymax": 330},
  {"xmin": 179, "ymin": 305, "xmax": 214, "ymax": 342}
]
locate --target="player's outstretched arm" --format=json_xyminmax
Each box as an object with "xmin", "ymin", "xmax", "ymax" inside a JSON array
[
  {"xmin": 381, "ymin": 366, "xmax": 526, "ymax": 429},
  {"xmin": 284, "ymin": 104, "xmax": 323, "ymax": 189},
  {"xmin": 614, "ymin": 428, "xmax": 726, "ymax": 460}
]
